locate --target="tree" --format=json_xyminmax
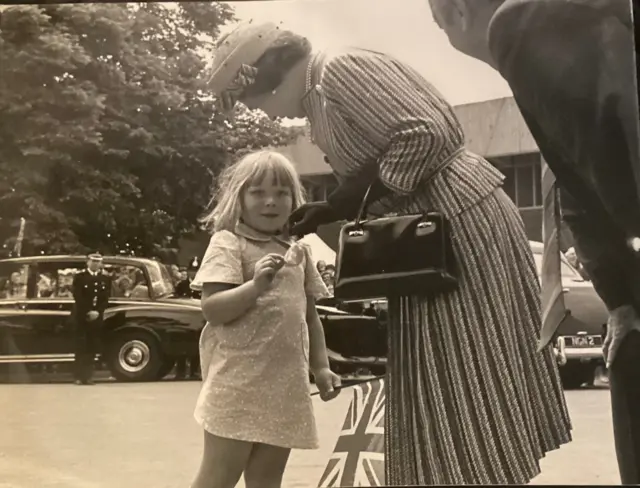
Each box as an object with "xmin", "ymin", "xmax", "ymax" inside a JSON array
[{"xmin": 0, "ymin": 3, "xmax": 300, "ymax": 260}]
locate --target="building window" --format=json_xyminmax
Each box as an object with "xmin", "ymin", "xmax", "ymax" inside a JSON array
[
  {"xmin": 302, "ymin": 181, "xmax": 323, "ymax": 202},
  {"xmin": 302, "ymin": 175, "xmax": 339, "ymax": 202},
  {"xmin": 492, "ymin": 153, "xmax": 542, "ymax": 209}
]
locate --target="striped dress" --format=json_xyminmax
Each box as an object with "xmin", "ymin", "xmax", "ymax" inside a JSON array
[{"xmin": 302, "ymin": 49, "xmax": 572, "ymax": 485}]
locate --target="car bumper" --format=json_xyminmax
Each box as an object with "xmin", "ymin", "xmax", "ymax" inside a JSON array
[{"xmin": 327, "ymin": 349, "xmax": 387, "ymax": 366}]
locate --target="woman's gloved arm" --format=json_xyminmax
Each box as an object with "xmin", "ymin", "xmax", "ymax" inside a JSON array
[
  {"xmin": 325, "ymin": 163, "xmax": 392, "ymax": 220},
  {"xmin": 288, "ymin": 163, "xmax": 392, "ymax": 236}
]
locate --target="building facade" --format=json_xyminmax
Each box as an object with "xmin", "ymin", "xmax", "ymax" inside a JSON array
[{"xmin": 277, "ymin": 96, "xmax": 574, "ymax": 251}]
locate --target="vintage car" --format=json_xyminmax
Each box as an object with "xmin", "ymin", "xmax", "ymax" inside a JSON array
[
  {"xmin": 0, "ymin": 255, "xmax": 204, "ymax": 382},
  {"xmin": 316, "ymin": 303, "xmax": 386, "ymax": 378},
  {"xmin": 529, "ymin": 241, "xmax": 608, "ymax": 388}
]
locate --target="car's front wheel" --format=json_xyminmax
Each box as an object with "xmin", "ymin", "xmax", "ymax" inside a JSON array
[{"xmin": 106, "ymin": 331, "xmax": 163, "ymax": 382}]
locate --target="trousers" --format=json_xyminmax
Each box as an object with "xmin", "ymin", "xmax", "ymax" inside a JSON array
[
  {"xmin": 74, "ymin": 321, "xmax": 101, "ymax": 382},
  {"xmin": 610, "ymin": 329, "xmax": 640, "ymax": 484}
]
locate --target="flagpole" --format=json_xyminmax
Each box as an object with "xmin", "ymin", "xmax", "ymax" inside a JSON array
[
  {"xmin": 310, "ymin": 375, "xmax": 384, "ymax": 396},
  {"xmin": 13, "ymin": 217, "xmax": 25, "ymax": 257}
]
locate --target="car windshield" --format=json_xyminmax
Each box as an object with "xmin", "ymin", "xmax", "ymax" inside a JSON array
[
  {"xmin": 146, "ymin": 261, "xmax": 175, "ymax": 297},
  {"xmin": 532, "ymin": 253, "xmax": 583, "ymax": 281}
]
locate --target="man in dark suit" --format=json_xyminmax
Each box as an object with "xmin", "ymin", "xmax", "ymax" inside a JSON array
[
  {"xmin": 72, "ymin": 253, "xmax": 111, "ymax": 385},
  {"xmin": 429, "ymin": 0, "xmax": 640, "ymax": 483}
]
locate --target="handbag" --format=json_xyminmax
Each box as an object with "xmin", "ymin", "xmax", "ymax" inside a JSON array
[{"xmin": 333, "ymin": 182, "xmax": 458, "ymax": 300}]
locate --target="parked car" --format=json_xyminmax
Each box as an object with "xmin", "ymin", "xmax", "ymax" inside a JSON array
[
  {"xmin": 0, "ymin": 255, "xmax": 204, "ymax": 382},
  {"xmin": 529, "ymin": 241, "xmax": 608, "ymax": 388},
  {"xmin": 316, "ymin": 304, "xmax": 386, "ymax": 378}
]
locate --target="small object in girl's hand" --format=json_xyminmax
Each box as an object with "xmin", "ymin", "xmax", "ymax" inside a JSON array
[
  {"xmin": 284, "ymin": 242, "xmax": 304, "ymax": 266},
  {"xmin": 269, "ymin": 255, "xmax": 286, "ymax": 274}
]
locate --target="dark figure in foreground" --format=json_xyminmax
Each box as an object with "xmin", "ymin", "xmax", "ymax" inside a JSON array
[
  {"xmin": 429, "ymin": 0, "xmax": 640, "ymax": 483},
  {"xmin": 72, "ymin": 253, "xmax": 111, "ymax": 385}
]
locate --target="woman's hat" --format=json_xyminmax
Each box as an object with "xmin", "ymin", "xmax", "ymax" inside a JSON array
[{"xmin": 206, "ymin": 21, "xmax": 284, "ymax": 96}]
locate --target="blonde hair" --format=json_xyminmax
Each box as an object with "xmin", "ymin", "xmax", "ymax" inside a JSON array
[{"xmin": 201, "ymin": 150, "xmax": 306, "ymax": 233}]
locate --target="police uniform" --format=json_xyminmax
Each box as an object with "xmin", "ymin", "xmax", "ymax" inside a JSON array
[
  {"xmin": 72, "ymin": 253, "xmax": 111, "ymax": 384},
  {"xmin": 175, "ymin": 257, "xmax": 201, "ymax": 380}
]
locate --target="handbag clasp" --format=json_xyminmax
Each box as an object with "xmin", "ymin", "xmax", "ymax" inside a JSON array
[
  {"xmin": 348, "ymin": 229, "xmax": 365, "ymax": 237},
  {"xmin": 416, "ymin": 221, "xmax": 436, "ymax": 236}
]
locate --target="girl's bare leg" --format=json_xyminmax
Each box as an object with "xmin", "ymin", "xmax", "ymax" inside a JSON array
[
  {"xmin": 243, "ymin": 443, "xmax": 291, "ymax": 488},
  {"xmin": 191, "ymin": 431, "xmax": 253, "ymax": 488}
]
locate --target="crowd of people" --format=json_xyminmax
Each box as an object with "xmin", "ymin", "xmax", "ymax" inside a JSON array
[{"xmin": 314, "ymin": 260, "xmax": 335, "ymax": 295}]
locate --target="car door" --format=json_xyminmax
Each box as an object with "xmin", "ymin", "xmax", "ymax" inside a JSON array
[
  {"xmin": 24, "ymin": 261, "xmax": 85, "ymax": 358},
  {"xmin": 0, "ymin": 262, "xmax": 42, "ymax": 361}
]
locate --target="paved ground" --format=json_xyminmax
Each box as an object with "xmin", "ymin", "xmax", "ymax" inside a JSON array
[{"xmin": 0, "ymin": 379, "xmax": 619, "ymax": 487}]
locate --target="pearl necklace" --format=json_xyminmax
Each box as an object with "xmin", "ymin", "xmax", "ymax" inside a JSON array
[
  {"xmin": 304, "ymin": 52, "xmax": 317, "ymax": 96},
  {"xmin": 303, "ymin": 53, "xmax": 320, "ymax": 143}
]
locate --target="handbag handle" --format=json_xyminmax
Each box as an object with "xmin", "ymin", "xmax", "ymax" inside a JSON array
[
  {"xmin": 353, "ymin": 181, "xmax": 375, "ymax": 228},
  {"xmin": 350, "ymin": 179, "xmax": 438, "ymax": 238}
]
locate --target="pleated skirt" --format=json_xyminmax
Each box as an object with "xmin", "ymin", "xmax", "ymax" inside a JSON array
[{"xmin": 385, "ymin": 188, "xmax": 572, "ymax": 485}]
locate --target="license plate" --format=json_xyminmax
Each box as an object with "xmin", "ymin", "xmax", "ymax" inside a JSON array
[{"xmin": 568, "ymin": 335, "xmax": 600, "ymax": 348}]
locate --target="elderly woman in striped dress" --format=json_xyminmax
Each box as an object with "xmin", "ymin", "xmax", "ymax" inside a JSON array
[{"xmin": 206, "ymin": 21, "xmax": 572, "ymax": 485}]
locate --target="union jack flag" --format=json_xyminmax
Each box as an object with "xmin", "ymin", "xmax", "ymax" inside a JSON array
[{"xmin": 318, "ymin": 379, "xmax": 385, "ymax": 487}]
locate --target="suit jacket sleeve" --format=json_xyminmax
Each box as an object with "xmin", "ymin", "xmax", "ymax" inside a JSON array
[
  {"xmin": 489, "ymin": 0, "xmax": 640, "ymax": 234},
  {"xmin": 517, "ymin": 104, "xmax": 635, "ymax": 310},
  {"xmin": 489, "ymin": 0, "xmax": 640, "ymax": 310},
  {"xmin": 559, "ymin": 187, "xmax": 635, "ymax": 311}
]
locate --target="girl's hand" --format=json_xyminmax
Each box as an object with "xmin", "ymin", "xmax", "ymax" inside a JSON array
[
  {"xmin": 252, "ymin": 253, "xmax": 286, "ymax": 294},
  {"xmin": 314, "ymin": 367, "xmax": 341, "ymax": 401}
]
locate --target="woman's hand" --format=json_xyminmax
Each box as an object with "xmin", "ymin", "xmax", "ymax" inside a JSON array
[
  {"xmin": 313, "ymin": 367, "xmax": 342, "ymax": 401},
  {"xmin": 288, "ymin": 202, "xmax": 337, "ymax": 237},
  {"xmin": 252, "ymin": 253, "xmax": 286, "ymax": 294}
]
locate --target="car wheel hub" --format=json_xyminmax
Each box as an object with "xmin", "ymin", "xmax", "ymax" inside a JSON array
[{"xmin": 118, "ymin": 340, "xmax": 151, "ymax": 373}]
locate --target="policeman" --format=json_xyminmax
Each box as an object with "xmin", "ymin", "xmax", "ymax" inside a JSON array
[
  {"xmin": 187, "ymin": 256, "xmax": 201, "ymax": 300},
  {"xmin": 175, "ymin": 257, "xmax": 201, "ymax": 380},
  {"xmin": 72, "ymin": 253, "xmax": 111, "ymax": 385}
]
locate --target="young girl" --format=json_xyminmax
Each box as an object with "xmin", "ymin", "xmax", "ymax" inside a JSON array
[{"xmin": 190, "ymin": 150, "xmax": 341, "ymax": 488}]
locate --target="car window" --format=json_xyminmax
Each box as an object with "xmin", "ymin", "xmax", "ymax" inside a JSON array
[
  {"xmin": 103, "ymin": 264, "xmax": 150, "ymax": 299},
  {"xmin": 147, "ymin": 261, "xmax": 174, "ymax": 297},
  {"xmin": 34, "ymin": 262, "xmax": 85, "ymax": 299},
  {"xmin": 36, "ymin": 270, "xmax": 57, "ymax": 298},
  {"xmin": 0, "ymin": 263, "xmax": 29, "ymax": 300}
]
